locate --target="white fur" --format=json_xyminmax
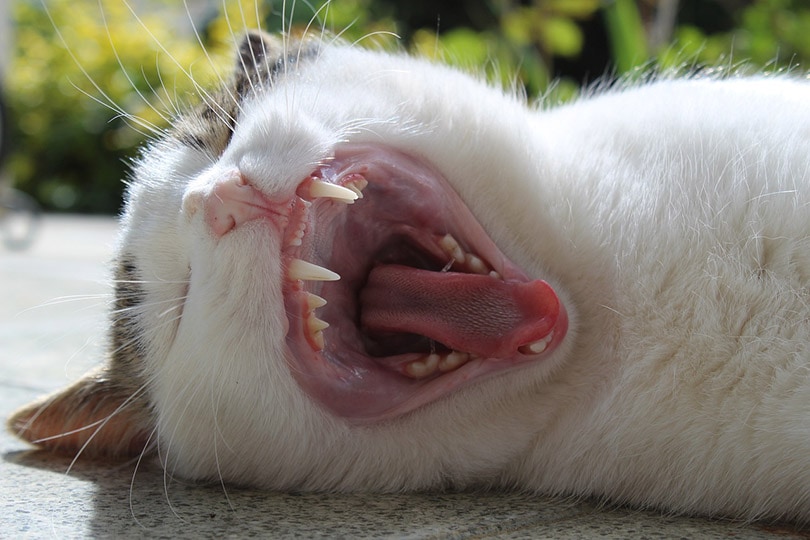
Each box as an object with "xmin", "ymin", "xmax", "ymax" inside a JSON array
[{"xmin": 123, "ymin": 44, "xmax": 810, "ymax": 521}]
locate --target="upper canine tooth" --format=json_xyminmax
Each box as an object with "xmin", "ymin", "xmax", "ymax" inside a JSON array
[
  {"xmin": 288, "ymin": 259, "xmax": 340, "ymax": 281},
  {"xmin": 309, "ymin": 179, "xmax": 359, "ymax": 203}
]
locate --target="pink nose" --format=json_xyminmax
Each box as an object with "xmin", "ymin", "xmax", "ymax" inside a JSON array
[{"xmin": 204, "ymin": 173, "xmax": 285, "ymax": 237}]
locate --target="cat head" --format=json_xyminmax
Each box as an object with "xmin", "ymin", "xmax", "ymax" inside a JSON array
[{"xmin": 9, "ymin": 31, "xmax": 572, "ymax": 489}]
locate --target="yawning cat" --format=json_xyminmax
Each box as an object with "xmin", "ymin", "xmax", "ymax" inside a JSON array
[{"xmin": 8, "ymin": 30, "xmax": 810, "ymax": 523}]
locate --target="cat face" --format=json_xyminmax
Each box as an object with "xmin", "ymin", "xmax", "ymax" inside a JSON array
[{"xmin": 9, "ymin": 32, "xmax": 572, "ymax": 488}]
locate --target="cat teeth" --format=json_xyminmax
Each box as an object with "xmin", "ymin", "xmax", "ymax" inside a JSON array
[
  {"xmin": 308, "ymin": 178, "xmax": 359, "ymax": 204},
  {"xmin": 438, "ymin": 351, "xmax": 470, "ymax": 372},
  {"xmin": 404, "ymin": 351, "xmax": 473, "ymax": 379},
  {"xmin": 439, "ymin": 234, "xmax": 466, "ymax": 264},
  {"xmin": 303, "ymin": 294, "xmax": 329, "ymax": 351},
  {"xmin": 404, "ymin": 354, "xmax": 440, "ymax": 379},
  {"xmin": 308, "ymin": 314, "xmax": 329, "ymax": 333},
  {"xmin": 439, "ymin": 234, "xmax": 495, "ymax": 276},
  {"xmin": 344, "ymin": 176, "xmax": 368, "ymax": 199},
  {"xmin": 305, "ymin": 292, "xmax": 328, "ymax": 309},
  {"xmin": 288, "ymin": 259, "xmax": 340, "ymax": 281},
  {"xmin": 518, "ymin": 332, "xmax": 555, "ymax": 355},
  {"xmin": 288, "ymin": 221, "xmax": 307, "ymax": 247}
]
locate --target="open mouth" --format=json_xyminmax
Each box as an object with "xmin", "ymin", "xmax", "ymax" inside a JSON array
[{"xmin": 281, "ymin": 144, "xmax": 567, "ymax": 421}]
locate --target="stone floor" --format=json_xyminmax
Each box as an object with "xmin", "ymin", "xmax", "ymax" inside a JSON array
[{"xmin": 1, "ymin": 214, "xmax": 806, "ymax": 538}]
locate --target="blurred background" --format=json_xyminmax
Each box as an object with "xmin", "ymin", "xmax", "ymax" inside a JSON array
[{"xmin": 0, "ymin": 0, "xmax": 809, "ymax": 216}]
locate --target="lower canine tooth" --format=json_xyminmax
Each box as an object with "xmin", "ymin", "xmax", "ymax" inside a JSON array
[{"xmin": 288, "ymin": 259, "xmax": 340, "ymax": 281}]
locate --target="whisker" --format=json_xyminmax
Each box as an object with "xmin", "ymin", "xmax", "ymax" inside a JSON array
[{"xmin": 96, "ymin": 0, "xmax": 175, "ymax": 130}]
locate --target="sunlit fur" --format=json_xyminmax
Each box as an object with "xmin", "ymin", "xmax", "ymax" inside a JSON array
[{"xmin": 8, "ymin": 8, "xmax": 810, "ymax": 525}]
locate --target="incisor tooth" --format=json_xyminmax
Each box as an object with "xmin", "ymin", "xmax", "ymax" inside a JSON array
[
  {"xmin": 309, "ymin": 179, "xmax": 359, "ymax": 203},
  {"xmin": 288, "ymin": 259, "xmax": 340, "ymax": 281},
  {"xmin": 305, "ymin": 292, "xmax": 328, "ymax": 310}
]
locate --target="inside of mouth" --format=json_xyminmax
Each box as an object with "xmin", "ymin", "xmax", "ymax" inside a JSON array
[
  {"xmin": 284, "ymin": 144, "xmax": 564, "ymax": 420},
  {"xmin": 313, "ymin": 171, "xmax": 558, "ymax": 374}
]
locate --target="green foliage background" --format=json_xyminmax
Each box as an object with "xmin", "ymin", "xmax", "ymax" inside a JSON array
[{"xmin": 4, "ymin": 0, "xmax": 810, "ymax": 214}]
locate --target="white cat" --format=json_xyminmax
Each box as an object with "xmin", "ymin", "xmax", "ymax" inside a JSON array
[{"xmin": 8, "ymin": 31, "xmax": 810, "ymax": 523}]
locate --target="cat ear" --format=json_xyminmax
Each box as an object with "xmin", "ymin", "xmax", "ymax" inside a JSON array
[
  {"xmin": 234, "ymin": 30, "xmax": 285, "ymax": 94},
  {"xmin": 7, "ymin": 367, "xmax": 153, "ymax": 459},
  {"xmin": 234, "ymin": 30, "xmax": 318, "ymax": 92},
  {"xmin": 237, "ymin": 30, "xmax": 281, "ymax": 76}
]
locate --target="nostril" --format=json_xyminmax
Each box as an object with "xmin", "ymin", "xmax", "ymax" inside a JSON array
[{"xmin": 199, "ymin": 170, "xmax": 291, "ymax": 238}]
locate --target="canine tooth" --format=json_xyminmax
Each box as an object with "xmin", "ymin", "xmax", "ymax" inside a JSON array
[
  {"xmin": 309, "ymin": 179, "xmax": 358, "ymax": 203},
  {"xmin": 288, "ymin": 259, "xmax": 340, "ymax": 281},
  {"xmin": 438, "ymin": 351, "xmax": 470, "ymax": 372},
  {"xmin": 405, "ymin": 354, "xmax": 440, "ymax": 379},
  {"xmin": 305, "ymin": 292, "xmax": 328, "ymax": 310},
  {"xmin": 489, "ymin": 270, "xmax": 502, "ymax": 279}
]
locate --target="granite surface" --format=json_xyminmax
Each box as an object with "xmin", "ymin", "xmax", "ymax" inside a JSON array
[{"xmin": 1, "ymin": 215, "xmax": 807, "ymax": 539}]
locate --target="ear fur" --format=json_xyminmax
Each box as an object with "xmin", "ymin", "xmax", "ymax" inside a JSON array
[{"xmin": 7, "ymin": 367, "xmax": 154, "ymax": 459}]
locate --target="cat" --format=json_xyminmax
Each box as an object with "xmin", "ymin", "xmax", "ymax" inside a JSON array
[{"xmin": 7, "ymin": 29, "xmax": 810, "ymax": 524}]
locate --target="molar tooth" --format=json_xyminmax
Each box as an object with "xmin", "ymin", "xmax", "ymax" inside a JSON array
[
  {"xmin": 345, "ymin": 177, "xmax": 368, "ymax": 198},
  {"xmin": 519, "ymin": 332, "xmax": 554, "ymax": 355},
  {"xmin": 466, "ymin": 254, "xmax": 489, "ymax": 275},
  {"xmin": 305, "ymin": 292, "xmax": 328, "ymax": 310},
  {"xmin": 288, "ymin": 259, "xmax": 340, "ymax": 281},
  {"xmin": 311, "ymin": 331, "xmax": 325, "ymax": 351},
  {"xmin": 404, "ymin": 354, "xmax": 440, "ymax": 379},
  {"xmin": 308, "ymin": 315, "xmax": 330, "ymax": 333},
  {"xmin": 438, "ymin": 351, "xmax": 470, "ymax": 372},
  {"xmin": 439, "ymin": 234, "xmax": 465, "ymax": 263},
  {"xmin": 309, "ymin": 179, "xmax": 359, "ymax": 203}
]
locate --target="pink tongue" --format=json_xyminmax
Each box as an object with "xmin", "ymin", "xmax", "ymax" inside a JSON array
[{"xmin": 360, "ymin": 264, "xmax": 560, "ymax": 358}]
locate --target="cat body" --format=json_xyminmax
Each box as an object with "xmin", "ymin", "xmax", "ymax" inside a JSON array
[{"xmin": 9, "ymin": 33, "xmax": 810, "ymax": 522}]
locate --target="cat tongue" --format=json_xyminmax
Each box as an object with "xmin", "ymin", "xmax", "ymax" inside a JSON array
[{"xmin": 360, "ymin": 265, "xmax": 559, "ymax": 358}]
